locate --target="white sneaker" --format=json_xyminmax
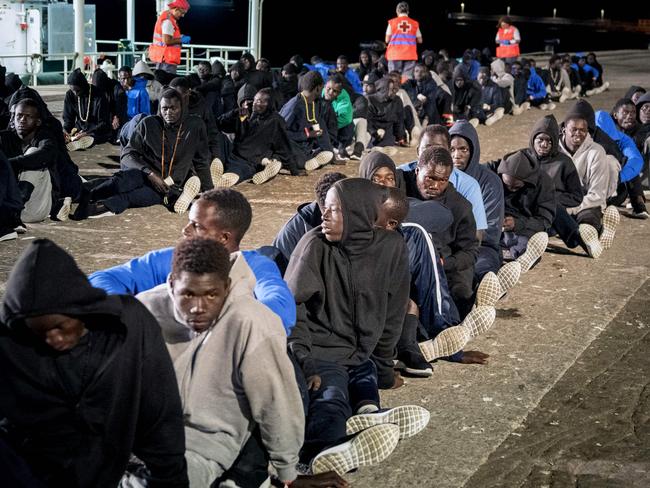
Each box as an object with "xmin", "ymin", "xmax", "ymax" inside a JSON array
[
  {"xmin": 461, "ymin": 305, "xmax": 496, "ymax": 338},
  {"xmin": 56, "ymin": 196, "xmax": 72, "ymax": 221},
  {"xmin": 493, "ymin": 107, "xmax": 505, "ymax": 118},
  {"xmin": 376, "ymin": 128, "xmax": 386, "ymax": 141},
  {"xmin": 516, "ymin": 232, "xmax": 548, "ymax": 273},
  {"xmin": 475, "ymin": 272, "xmax": 504, "ymax": 307},
  {"xmin": 410, "ymin": 126, "xmax": 422, "ymax": 147},
  {"xmin": 485, "ymin": 114, "xmax": 499, "ymax": 126},
  {"xmin": 216, "ymin": 172, "xmax": 240, "ymax": 187},
  {"xmin": 585, "ymin": 89, "xmax": 596, "ymax": 97},
  {"xmin": 521, "ymin": 102, "xmax": 531, "ymax": 111},
  {"xmin": 346, "ymin": 405, "xmax": 430, "ymax": 439},
  {"xmin": 418, "ymin": 325, "xmax": 470, "ymax": 362},
  {"xmin": 539, "ymin": 103, "xmax": 549, "ymax": 111},
  {"xmin": 0, "ymin": 230, "xmax": 18, "ymax": 242},
  {"xmin": 599, "ymin": 205, "xmax": 620, "ymax": 250},
  {"xmin": 252, "ymin": 159, "xmax": 282, "ymax": 185},
  {"xmin": 497, "ymin": 260, "xmax": 522, "ymax": 292},
  {"xmin": 578, "ymin": 223, "xmax": 603, "ymax": 259},
  {"xmin": 511, "ymin": 105, "xmax": 524, "ymax": 116},
  {"xmin": 372, "ymin": 146, "xmax": 398, "ymax": 156},
  {"xmin": 174, "ymin": 176, "xmax": 201, "ymax": 214},
  {"xmin": 311, "ymin": 424, "xmax": 400, "ymax": 476},
  {"xmin": 559, "ymin": 92, "xmax": 569, "ymax": 103},
  {"xmin": 468, "ymin": 118, "xmax": 479, "ymax": 128},
  {"xmin": 66, "ymin": 135, "xmax": 94, "ymax": 152},
  {"xmin": 547, "ymin": 102, "xmax": 557, "ymax": 110},
  {"xmin": 210, "ymin": 158, "xmax": 224, "ymax": 188},
  {"xmin": 304, "ymin": 151, "xmax": 334, "ymax": 171}
]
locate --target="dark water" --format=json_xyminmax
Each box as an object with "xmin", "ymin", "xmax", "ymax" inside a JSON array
[{"xmin": 94, "ymin": 0, "xmax": 648, "ymax": 64}]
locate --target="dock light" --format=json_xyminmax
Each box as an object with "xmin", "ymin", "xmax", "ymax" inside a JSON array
[
  {"xmin": 460, "ymin": 3, "xmax": 465, "ymax": 14},
  {"xmin": 507, "ymin": 6, "xmax": 510, "ymax": 15},
  {"xmin": 600, "ymin": 9, "xmax": 604, "ymax": 19},
  {"xmin": 553, "ymin": 8, "xmax": 557, "ymax": 18}
]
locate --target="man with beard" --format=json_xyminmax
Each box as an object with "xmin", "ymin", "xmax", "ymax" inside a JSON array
[
  {"xmin": 367, "ymin": 76, "xmax": 407, "ymax": 147},
  {"xmin": 72, "ymin": 88, "xmax": 210, "ymax": 218}
]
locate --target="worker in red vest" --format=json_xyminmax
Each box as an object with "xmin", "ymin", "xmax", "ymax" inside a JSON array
[
  {"xmin": 495, "ymin": 16, "xmax": 521, "ymax": 63},
  {"xmin": 149, "ymin": 0, "xmax": 191, "ymax": 74},
  {"xmin": 384, "ymin": 2, "xmax": 422, "ymax": 80}
]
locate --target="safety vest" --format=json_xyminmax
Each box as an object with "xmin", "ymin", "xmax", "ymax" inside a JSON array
[
  {"xmin": 148, "ymin": 11, "xmax": 182, "ymax": 65},
  {"xmin": 386, "ymin": 16, "xmax": 419, "ymax": 61},
  {"xmin": 496, "ymin": 27, "xmax": 520, "ymax": 59}
]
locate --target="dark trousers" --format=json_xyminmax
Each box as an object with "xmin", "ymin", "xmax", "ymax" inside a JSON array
[
  {"xmin": 92, "ymin": 169, "xmax": 163, "ymax": 214},
  {"xmin": 225, "ymin": 154, "xmax": 257, "ymax": 182},
  {"xmin": 333, "ymin": 123, "xmax": 355, "ymax": 150},
  {"xmin": 213, "ymin": 427, "xmax": 270, "ymax": 488},
  {"xmin": 553, "ymin": 205, "xmax": 602, "ymax": 249},
  {"xmin": 501, "ymin": 232, "xmax": 530, "ymax": 259},
  {"xmin": 300, "ymin": 359, "xmax": 380, "ymax": 463},
  {"xmin": 447, "ymin": 266, "xmax": 475, "ymax": 320},
  {"xmin": 474, "ymin": 245, "xmax": 502, "ymax": 282}
]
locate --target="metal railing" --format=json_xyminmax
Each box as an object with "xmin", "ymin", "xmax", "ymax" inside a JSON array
[{"xmin": 0, "ymin": 40, "xmax": 253, "ymax": 86}]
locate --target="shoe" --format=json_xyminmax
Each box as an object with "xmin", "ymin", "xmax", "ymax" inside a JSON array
[
  {"xmin": 520, "ymin": 102, "xmax": 531, "ymax": 111},
  {"xmin": 547, "ymin": 102, "xmax": 557, "ymax": 110},
  {"xmin": 0, "ymin": 228, "xmax": 18, "ymax": 242},
  {"xmin": 602, "ymin": 81, "xmax": 610, "ymax": 91},
  {"xmin": 512, "ymin": 105, "xmax": 524, "ymax": 116},
  {"xmin": 493, "ymin": 107, "xmax": 505, "ymax": 118},
  {"xmin": 600, "ymin": 205, "xmax": 620, "ymax": 249},
  {"xmin": 376, "ymin": 128, "xmax": 386, "ymax": 141},
  {"xmin": 13, "ymin": 217, "xmax": 27, "ymax": 234},
  {"xmin": 395, "ymin": 349, "xmax": 434, "ymax": 377},
  {"xmin": 559, "ymin": 92, "xmax": 569, "ymax": 103},
  {"xmin": 350, "ymin": 142, "xmax": 364, "ymax": 160},
  {"xmin": 539, "ymin": 103, "xmax": 549, "ymax": 110},
  {"xmin": 252, "ymin": 159, "xmax": 282, "ymax": 185},
  {"xmin": 356, "ymin": 403, "xmax": 380, "ymax": 414},
  {"xmin": 346, "ymin": 405, "xmax": 430, "ymax": 439},
  {"xmin": 304, "ymin": 151, "xmax": 334, "ymax": 171},
  {"xmin": 461, "ymin": 305, "xmax": 496, "ymax": 338},
  {"xmin": 475, "ymin": 272, "xmax": 504, "ymax": 307},
  {"xmin": 632, "ymin": 209, "xmax": 650, "ymax": 219},
  {"xmin": 418, "ymin": 325, "xmax": 470, "ymax": 362},
  {"xmin": 410, "ymin": 126, "xmax": 422, "ymax": 147},
  {"xmin": 86, "ymin": 202, "xmax": 116, "ymax": 219},
  {"xmin": 585, "ymin": 89, "xmax": 596, "ymax": 97},
  {"xmin": 497, "ymin": 260, "xmax": 522, "ymax": 292},
  {"xmin": 56, "ymin": 196, "xmax": 72, "ymax": 221},
  {"xmin": 468, "ymin": 118, "xmax": 479, "ymax": 128},
  {"xmin": 174, "ymin": 176, "xmax": 201, "ymax": 214},
  {"xmin": 210, "ymin": 158, "xmax": 224, "ymax": 187},
  {"xmin": 372, "ymin": 146, "xmax": 398, "ymax": 156},
  {"xmin": 485, "ymin": 114, "xmax": 499, "ymax": 126},
  {"xmin": 578, "ymin": 223, "xmax": 603, "ymax": 259},
  {"xmin": 216, "ymin": 172, "xmax": 240, "ymax": 187},
  {"xmin": 311, "ymin": 424, "xmax": 400, "ymax": 476},
  {"xmin": 66, "ymin": 135, "xmax": 94, "ymax": 152},
  {"xmin": 337, "ymin": 147, "xmax": 350, "ymax": 160},
  {"xmin": 516, "ymin": 232, "xmax": 548, "ymax": 273}
]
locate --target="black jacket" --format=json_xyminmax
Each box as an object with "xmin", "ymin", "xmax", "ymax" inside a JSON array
[
  {"xmin": 121, "ymin": 112, "xmax": 212, "ymax": 191},
  {"xmin": 0, "ymin": 239, "xmax": 187, "ymax": 487},
  {"xmin": 367, "ymin": 78, "xmax": 406, "ymax": 146},
  {"xmin": 63, "ymin": 69, "xmax": 111, "ymax": 144},
  {"xmin": 452, "ymin": 65, "xmax": 481, "ymax": 120},
  {"xmin": 286, "ymin": 179, "xmax": 410, "ymax": 388},
  {"xmin": 272, "ymin": 201, "xmax": 322, "ymax": 262},
  {"xmin": 187, "ymin": 90, "xmax": 226, "ymax": 161},
  {"xmin": 496, "ymin": 151, "xmax": 556, "ymax": 237},
  {"xmin": 402, "ymin": 77, "xmax": 450, "ymax": 125}
]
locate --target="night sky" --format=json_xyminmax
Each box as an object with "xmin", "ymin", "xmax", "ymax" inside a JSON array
[{"xmin": 89, "ymin": 0, "xmax": 648, "ymax": 65}]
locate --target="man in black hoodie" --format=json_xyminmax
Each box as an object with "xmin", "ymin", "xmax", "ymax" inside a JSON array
[
  {"xmin": 0, "ymin": 238, "xmax": 187, "ymax": 487},
  {"xmin": 62, "ymin": 69, "xmax": 111, "ymax": 150},
  {"xmin": 286, "ymin": 178, "xmax": 424, "ymax": 475},
  {"xmin": 403, "ymin": 146, "xmax": 479, "ymax": 319},
  {"xmin": 72, "ymin": 88, "xmax": 210, "ymax": 219},
  {"xmin": 401, "ymin": 63, "xmax": 450, "ymax": 128},
  {"xmin": 367, "ymin": 76, "xmax": 407, "ymax": 147},
  {"xmin": 0, "ymin": 150, "xmax": 23, "ymax": 241},
  {"xmin": 452, "ymin": 65, "xmax": 481, "ymax": 127},
  {"xmin": 493, "ymin": 152, "xmax": 556, "ymax": 260}
]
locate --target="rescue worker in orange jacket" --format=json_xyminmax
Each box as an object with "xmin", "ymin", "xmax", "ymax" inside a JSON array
[
  {"xmin": 384, "ymin": 2, "xmax": 422, "ymax": 80},
  {"xmin": 495, "ymin": 16, "xmax": 520, "ymax": 62},
  {"xmin": 149, "ymin": 0, "xmax": 191, "ymax": 74}
]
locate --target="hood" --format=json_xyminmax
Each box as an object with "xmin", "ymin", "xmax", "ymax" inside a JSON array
[
  {"xmin": 331, "ymin": 178, "xmax": 387, "ymax": 252},
  {"xmin": 595, "ymin": 110, "xmax": 623, "ymax": 142},
  {"xmin": 528, "ymin": 114, "xmax": 561, "ymax": 158},
  {"xmin": 133, "ymin": 60, "xmax": 155, "ymax": 80},
  {"xmin": 624, "ymin": 85, "xmax": 645, "ymax": 100},
  {"xmin": 498, "ymin": 151, "xmax": 539, "ymax": 186},
  {"xmin": 635, "ymin": 93, "xmax": 650, "ymax": 123},
  {"xmin": 237, "ymin": 83, "xmax": 257, "ymax": 107},
  {"xmin": 67, "ymin": 68, "xmax": 89, "ymax": 92},
  {"xmin": 490, "ymin": 58, "xmax": 506, "ymax": 77},
  {"xmin": 358, "ymin": 151, "xmax": 396, "ymax": 180},
  {"xmin": 453, "ymin": 64, "xmax": 470, "ymax": 83},
  {"xmin": 564, "ymin": 99, "xmax": 595, "ymax": 132},
  {"xmin": 91, "ymin": 68, "xmax": 111, "ymax": 92},
  {"xmin": 240, "ymin": 52, "xmax": 256, "ymax": 72},
  {"xmin": 372, "ymin": 76, "xmax": 392, "ymax": 102},
  {"xmin": 449, "ymin": 119, "xmax": 481, "ymax": 178},
  {"xmin": 421, "ymin": 49, "xmax": 436, "ymax": 66},
  {"xmin": 211, "ymin": 60, "xmax": 226, "ymax": 78},
  {"xmin": 1, "ymin": 239, "xmax": 122, "ymax": 331},
  {"xmin": 5, "ymin": 73, "xmax": 23, "ymax": 93},
  {"xmin": 7, "ymin": 85, "xmax": 53, "ymax": 118}
]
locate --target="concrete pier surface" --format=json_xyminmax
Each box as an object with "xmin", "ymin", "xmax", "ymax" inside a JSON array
[{"xmin": 1, "ymin": 50, "xmax": 649, "ymax": 488}]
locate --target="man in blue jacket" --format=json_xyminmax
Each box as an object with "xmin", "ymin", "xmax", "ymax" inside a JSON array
[{"xmin": 89, "ymin": 188, "xmax": 296, "ymax": 334}]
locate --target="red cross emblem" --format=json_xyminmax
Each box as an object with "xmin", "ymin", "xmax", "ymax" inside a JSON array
[{"xmin": 398, "ymin": 20, "xmax": 410, "ymax": 33}]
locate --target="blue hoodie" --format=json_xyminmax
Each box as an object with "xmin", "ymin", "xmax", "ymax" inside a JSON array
[
  {"xmin": 89, "ymin": 248, "xmax": 296, "ymax": 334},
  {"xmin": 449, "ymin": 120, "xmax": 505, "ymax": 252},
  {"xmin": 127, "ymin": 77, "xmax": 151, "ymax": 120},
  {"xmin": 595, "ymin": 110, "xmax": 643, "ymax": 183},
  {"xmin": 527, "ymin": 67, "xmax": 547, "ymax": 101}
]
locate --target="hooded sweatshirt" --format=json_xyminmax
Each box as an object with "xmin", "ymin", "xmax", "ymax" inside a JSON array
[
  {"xmin": 367, "ymin": 77, "xmax": 406, "ymax": 145},
  {"xmin": 497, "ymin": 151, "xmax": 556, "ymax": 237},
  {"xmin": 286, "ymin": 178, "xmax": 410, "ymax": 388},
  {"xmin": 121, "ymin": 94, "xmax": 212, "ymax": 191},
  {"xmin": 572, "ymin": 99, "xmax": 625, "ymax": 170},
  {"xmin": 595, "ymin": 110, "xmax": 643, "ymax": 183},
  {"xmin": 527, "ymin": 115, "xmax": 583, "ymax": 208},
  {"xmin": 560, "ymin": 117, "xmax": 619, "ymax": 214},
  {"xmin": 0, "ymin": 239, "xmax": 187, "ymax": 487},
  {"xmin": 62, "ymin": 69, "xmax": 111, "ymax": 143},
  {"xmin": 358, "ymin": 151, "xmax": 406, "ymax": 189},
  {"xmin": 452, "ymin": 65, "xmax": 481, "ymax": 120},
  {"xmin": 449, "ymin": 120, "xmax": 504, "ymax": 252},
  {"xmin": 137, "ymin": 252, "xmax": 303, "ymax": 482}
]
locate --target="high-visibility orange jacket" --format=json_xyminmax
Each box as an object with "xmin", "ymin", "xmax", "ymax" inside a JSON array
[
  {"xmin": 496, "ymin": 27, "xmax": 520, "ymax": 59},
  {"xmin": 386, "ymin": 16, "xmax": 419, "ymax": 61},
  {"xmin": 148, "ymin": 11, "xmax": 181, "ymax": 65}
]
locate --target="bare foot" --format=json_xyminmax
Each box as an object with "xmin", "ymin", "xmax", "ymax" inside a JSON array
[{"xmin": 459, "ymin": 350, "xmax": 490, "ymax": 365}]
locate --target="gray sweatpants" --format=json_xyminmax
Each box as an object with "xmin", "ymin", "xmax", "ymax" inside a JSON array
[{"xmin": 18, "ymin": 169, "xmax": 52, "ymax": 223}]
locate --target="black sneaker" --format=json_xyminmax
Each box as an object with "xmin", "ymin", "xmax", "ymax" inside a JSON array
[{"xmin": 395, "ymin": 349, "xmax": 433, "ymax": 377}]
